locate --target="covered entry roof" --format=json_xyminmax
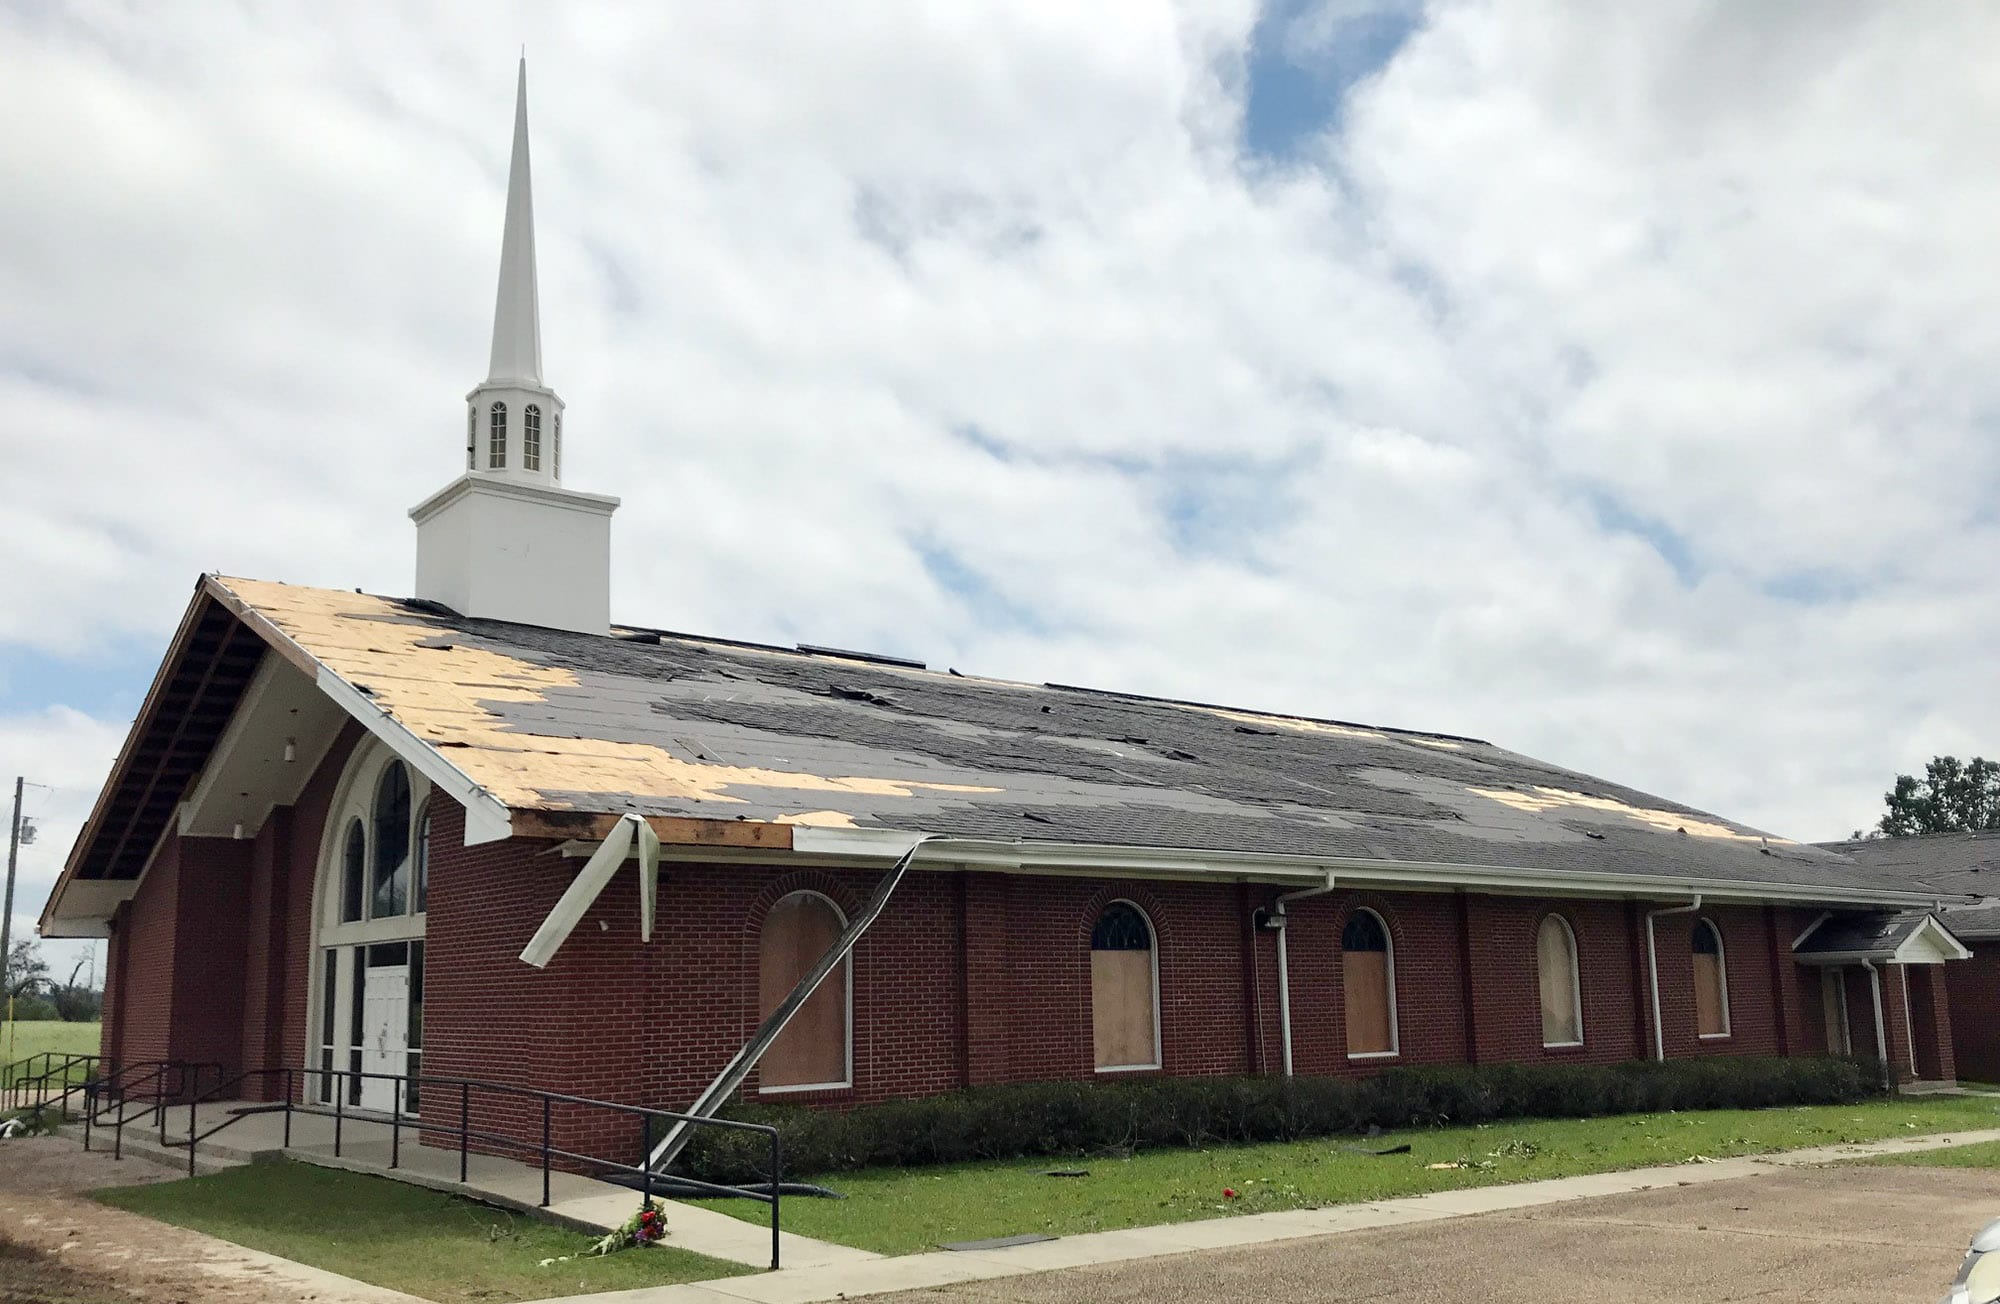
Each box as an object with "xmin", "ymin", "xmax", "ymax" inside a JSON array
[
  {"xmin": 1792, "ymin": 911, "xmax": 1971, "ymax": 965},
  {"xmin": 43, "ymin": 574, "xmax": 1963, "ymax": 938}
]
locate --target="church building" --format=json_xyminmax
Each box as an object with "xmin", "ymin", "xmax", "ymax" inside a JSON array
[{"xmin": 39, "ymin": 63, "xmax": 1978, "ymax": 1166}]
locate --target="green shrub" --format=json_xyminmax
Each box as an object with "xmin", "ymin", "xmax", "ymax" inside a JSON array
[{"xmin": 678, "ymin": 1055, "xmax": 1876, "ymax": 1183}]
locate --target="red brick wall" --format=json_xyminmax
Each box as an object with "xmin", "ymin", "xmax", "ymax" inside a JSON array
[
  {"xmin": 95, "ymin": 721, "xmax": 359, "ymax": 1101},
  {"xmin": 1946, "ymin": 946, "xmax": 2000, "ymax": 1083}
]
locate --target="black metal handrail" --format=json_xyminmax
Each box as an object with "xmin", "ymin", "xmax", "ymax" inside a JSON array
[
  {"xmin": 79, "ymin": 1061, "xmax": 220, "ymax": 1159},
  {"xmin": 3, "ymin": 1052, "xmax": 100, "ymax": 1110},
  {"xmin": 168, "ymin": 1064, "xmax": 787, "ymax": 1270}
]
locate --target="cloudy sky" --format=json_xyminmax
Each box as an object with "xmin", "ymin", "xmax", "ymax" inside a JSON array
[{"xmin": 5, "ymin": 0, "xmax": 1999, "ymax": 978}]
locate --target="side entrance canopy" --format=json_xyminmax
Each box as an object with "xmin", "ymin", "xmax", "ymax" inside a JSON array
[{"xmin": 1791, "ymin": 910, "xmax": 1971, "ymax": 966}]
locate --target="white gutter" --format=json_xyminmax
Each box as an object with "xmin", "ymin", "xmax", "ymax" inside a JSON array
[
  {"xmin": 1270, "ymin": 871, "xmax": 1337, "ymax": 1077},
  {"xmin": 783, "ymin": 828, "xmax": 1955, "ymax": 909},
  {"xmin": 1861, "ymin": 960, "xmax": 1891, "ymax": 1088},
  {"xmin": 1645, "ymin": 895, "xmax": 1702, "ymax": 1061}
]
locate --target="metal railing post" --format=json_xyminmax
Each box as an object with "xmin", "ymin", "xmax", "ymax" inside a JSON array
[
  {"xmin": 82, "ymin": 1080, "xmax": 94, "ymax": 1152},
  {"xmin": 283, "ymin": 1070, "xmax": 293, "ymax": 1149},
  {"xmin": 390, "ymin": 1077, "xmax": 401, "ymax": 1170},
  {"xmin": 459, "ymin": 1082, "xmax": 469, "ymax": 1184},
  {"xmin": 770, "ymin": 1129, "xmax": 783, "ymax": 1271},
  {"xmin": 540, "ymin": 1097, "xmax": 552, "ymax": 1208},
  {"xmin": 187, "ymin": 1092, "xmax": 197, "ymax": 1177},
  {"xmin": 334, "ymin": 1076, "xmax": 344, "ymax": 1157}
]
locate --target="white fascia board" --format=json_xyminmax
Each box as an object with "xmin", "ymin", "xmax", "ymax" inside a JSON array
[
  {"xmin": 787, "ymin": 826, "xmax": 1955, "ymax": 906},
  {"xmin": 313, "ymin": 668, "xmax": 513, "ymax": 845}
]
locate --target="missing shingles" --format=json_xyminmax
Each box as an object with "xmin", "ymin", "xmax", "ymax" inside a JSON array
[{"xmin": 828, "ymin": 684, "xmax": 902, "ymax": 708}]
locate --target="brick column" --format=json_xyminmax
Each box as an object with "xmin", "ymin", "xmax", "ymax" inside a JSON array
[
  {"xmin": 961, "ymin": 873, "xmax": 1012, "ymax": 1085},
  {"xmin": 1907, "ymin": 965, "xmax": 1956, "ymax": 1084}
]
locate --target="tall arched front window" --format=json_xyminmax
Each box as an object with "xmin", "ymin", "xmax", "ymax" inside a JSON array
[
  {"xmin": 758, "ymin": 892, "xmax": 849, "ymax": 1091},
  {"xmin": 488, "ymin": 401, "xmax": 507, "ymax": 468},
  {"xmin": 523, "ymin": 404, "xmax": 542, "ymax": 471},
  {"xmin": 1343, "ymin": 909, "xmax": 1397, "ymax": 1057},
  {"xmin": 1692, "ymin": 919, "xmax": 1730, "ymax": 1038},
  {"xmin": 339, "ymin": 819, "xmax": 365, "ymax": 923},
  {"xmin": 1537, "ymin": 915, "xmax": 1583, "ymax": 1047},
  {"xmin": 1091, "ymin": 902, "xmax": 1159, "ymax": 1071},
  {"xmin": 371, "ymin": 762, "xmax": 411, "ymax": 918}
]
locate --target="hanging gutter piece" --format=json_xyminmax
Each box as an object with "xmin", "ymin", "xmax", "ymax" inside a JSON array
[
  {"xmin": 647, "ymin": 834, "xmax": 970, "ymax": 1174},
  {"xmin": 519, "ymin": 812, "xmax": 661, "ymax": 967}
]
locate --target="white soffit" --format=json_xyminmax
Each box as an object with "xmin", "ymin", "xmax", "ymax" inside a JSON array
[{"xmin": 179, "ymin": 654, "xmax": 346, "ymax": 839}]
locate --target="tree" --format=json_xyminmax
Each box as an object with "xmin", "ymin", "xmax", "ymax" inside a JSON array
[
  {"xmin": 3, "ymin": 937, "xmax": 49, "ymax": 1000},
  {"xmin": 1873, "ymin": 755, "xmax": 2000, "ymax": 837},
  {"xmin": 48, "ymin": 956, "xmax": 102, "ymax": 1023}
]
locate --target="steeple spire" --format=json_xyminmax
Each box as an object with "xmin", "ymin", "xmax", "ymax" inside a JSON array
[
  {"xmin": 412, "ymin": 56, "xmax": 619, "ymax": 635},
  {"xmin": 487, "ymin": 56, "xmax": 542, "ymax": 385}
]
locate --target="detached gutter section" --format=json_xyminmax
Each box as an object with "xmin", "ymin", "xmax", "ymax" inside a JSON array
[
  {"xmin": 1859, "ymin": 960, "xmax": 1892, "ymax": 1089},
  {"xmin": 1644, "ymin": 895, "xmax": 1702, "ymax": 1061},
  {"xmin": 1271, "ymin": 871, "xmax": 1337, "ymax": 1077}
]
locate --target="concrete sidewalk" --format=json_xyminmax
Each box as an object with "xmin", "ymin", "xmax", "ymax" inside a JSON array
[
  {"xmin": 61, "ymin": 1098, "xmax": 874, "ymax": 1272},
  {"xmin": 524, "ymin": 1126, "xmax": 2000, "ymax": 1304}
]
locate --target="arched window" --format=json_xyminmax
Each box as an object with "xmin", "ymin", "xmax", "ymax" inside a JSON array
[
  {"xmin": 1692, "ymin": 919, "xmax": 1730, "ymax": 1038},
  {"xmin": 553, "ymin": 412, "xmax": 562, "ymax": 479},
  {"xmin": 1091, "ymin": 902, "xmax": 1159, "ymax": 1071},
  {"xmin": 413, "ymin": 799, "xmax": 430, "ymax": 915},
  {"xmin": 466, "ymin": 404, "xmax": 477, "ymax": 470},
  {"xmin": 523, "ymin": 404, "xmax": 542, "ymax": 471},
  {"xmin": 758, "ymin": 892, "xmax": 849, "ymax": 1091},
  {"xmin": 370, "ymin": 761, "xmax": 411, "ymax": 919},
  {"xmin": 339, "ymin": 819, "xmax": 365, "ymax": 923},
  {"xmin": 1342, "ymin": 909, "xmax": 1397, "ymax": 1057},
  {"xmin": 1537, "ymin": 915, "xmax": 1583, "ymax": 1047},
  {"xmin": 488, "ymin": 401, "xmax": 507, "ymax": 468}
]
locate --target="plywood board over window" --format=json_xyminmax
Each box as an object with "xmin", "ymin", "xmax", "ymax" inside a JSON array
[
  {"xmin": 1091, "ymin": 902, "xmax": 1159, "ymax": 1071},
  {"xmin": 1692, "ymin": 918, "xmax": 1730, "ymax": 1038},
  {"xmin": 1538, "ymin": 915, "xmax": 1583, "ymax": 1047},
  {"xmin": 759, "ymin": 892, "xmax": 849, "ymax": 1090},
  {"xmin": 1343, "ymin": 909, "xmax": 1396, "ymax": 1056}
]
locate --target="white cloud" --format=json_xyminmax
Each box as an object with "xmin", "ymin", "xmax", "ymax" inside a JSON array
[{"xmin": 1, "ymin": 0, "xmax": 1996, "ymax": 891}]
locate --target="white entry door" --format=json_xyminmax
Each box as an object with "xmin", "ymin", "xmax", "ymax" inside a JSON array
[{"xmin": 360, "ymin": 964, "xmax": 410, "ymax": 1113}]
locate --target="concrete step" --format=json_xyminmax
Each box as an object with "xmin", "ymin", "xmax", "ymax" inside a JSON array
[{"xmin": 51, "ymin": 1121, "xmax": 253, "ymax": 1177}]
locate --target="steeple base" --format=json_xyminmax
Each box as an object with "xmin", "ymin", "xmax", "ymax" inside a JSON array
[{"xmin": 411, "ymin": 475, "xmax": 619, "ymax": 634}]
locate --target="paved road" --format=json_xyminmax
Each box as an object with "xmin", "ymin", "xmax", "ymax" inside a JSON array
[{"xmin": 878, "ymin": 1165, "xmax": 2000, "ymax": 1303}]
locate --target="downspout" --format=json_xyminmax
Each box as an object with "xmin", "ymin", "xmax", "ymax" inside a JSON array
[
  {"xmin": 1644, "ymin": 894, "xmax": 1701, "ymax": 1061},
  {"xmin": 1860, "ymin": 959, "xmax": 1891, "ymax": 1089},
  {"xmin": 1272, "ymin": 871, "xmax": 1338, "ymax": 1077}
]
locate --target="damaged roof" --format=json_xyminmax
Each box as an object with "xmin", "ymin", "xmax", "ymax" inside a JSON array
[
  {"xmin": 1814, "ymin": 832, "xmax": 2000, "ymax": 938},
  {"xmin": 54, "ymin": 573, "xmax": 1921, "ymax": 904}
]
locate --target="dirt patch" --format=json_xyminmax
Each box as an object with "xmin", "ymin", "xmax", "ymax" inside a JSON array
[{"xmin": 0, "ymin": 1138, "xmax": 362, "ymax": 1304}]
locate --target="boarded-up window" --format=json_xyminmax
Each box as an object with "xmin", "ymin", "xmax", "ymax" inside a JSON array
[
  {"xmin": 1537, "ymin": 915, "xmax": 1582, "ymax": 1046},
  {"xmin": 759, "ymin": 893, "xmax": 848, "ymax": 1090},
  {"xmin": 1092, "ymin": 903, "xmax": 1158, "ymax": 1070},
  {"xmin": 1692, "ymin": 919, "xmax": 1729, "ymax": 1038},
  {"xmin": 1343, "ymin": 910, "xmax": 1395, "ymax": 1056}
]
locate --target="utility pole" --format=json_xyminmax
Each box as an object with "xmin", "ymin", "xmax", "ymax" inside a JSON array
[{"xmin": 2, "ymin": 776, "xmax": 20, "ymax": 1008}]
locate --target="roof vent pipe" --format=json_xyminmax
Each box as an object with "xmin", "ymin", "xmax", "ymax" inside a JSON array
[
  {"xmin": 1644, "ymin": 894, "xmax": 1702, "ymax": 1061},
  {"xmin": 1271, "ymin": 871, "xmax": 1337, "ymax": 1076}
]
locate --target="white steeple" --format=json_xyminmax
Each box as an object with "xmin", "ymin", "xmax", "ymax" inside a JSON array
[
  {"xmin": 487, "ymin": 57, "xmax": 542, "ymax": 386},
  {"xmin": 410, "ymin": 57, "xmax": 619, "ymax": 635}
]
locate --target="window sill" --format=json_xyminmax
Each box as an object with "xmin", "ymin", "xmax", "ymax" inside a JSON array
[
  {"xmin": 1697, "ymin": 1033, "xmax": 1732, "ymax": 1041},
  {"xmin": 1095, "ymin": 1063, "xmax": 1162, "ymax": 1074},
  {"xmin": 1348, "ymin": 1051, "xmax": 1400, "ymax": 1061},
  {"xmin": 1542, "ymin": 1041, "xmax": 1585, "ymax": 1051},
  {"xmin": 758, "ymin": 1081, "xmax": 852, "ymax": 1096}
]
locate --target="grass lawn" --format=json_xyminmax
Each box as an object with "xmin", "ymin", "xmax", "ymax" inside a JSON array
[
  {"xmin": 1864, "ymin": 1137, "xmax": 2000, "ymax": 1170},
  {"xmin": 694, "ymin": 1094, "xmax": 2000, "ymax": 1254},
  {"xmin": 97, "ymin": 1160, "xmax": 751, "ymax": 1303},
  {"xmin": 1, "ymin": 1022, "xmax": 100, "ymax": 1085}
]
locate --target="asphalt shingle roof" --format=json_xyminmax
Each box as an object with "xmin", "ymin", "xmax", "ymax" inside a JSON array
[{"xmin": 197, "ymin": 577, "xmax": 1938, "ymax": 901}]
